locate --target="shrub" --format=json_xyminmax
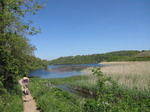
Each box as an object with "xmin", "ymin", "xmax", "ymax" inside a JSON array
[{"xmin": 0, "ymin": 82, "xmax": 23, "ymax": 112}]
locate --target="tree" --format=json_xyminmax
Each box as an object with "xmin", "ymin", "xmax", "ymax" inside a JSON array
[{"xmin": 0, "ymin": 0, "xmax": 47, "ymax": 89}]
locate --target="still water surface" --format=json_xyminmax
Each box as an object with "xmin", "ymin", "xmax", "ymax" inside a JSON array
[{"xmin": 28, "ymin": 63, "xmax": 105, "ymax": 79}]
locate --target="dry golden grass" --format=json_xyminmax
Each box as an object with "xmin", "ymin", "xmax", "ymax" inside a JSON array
[
  {"xmin": 100, "ymin": 61, "xmax": 150, "ymax": 75},
  {"xmin": 101, "ymin": 61, "xmax": 150, "ymax": 91},
  {"xmin": 81, "ymin": 67, "xmax": 98, "ymax": 85},
  {"xmin": 82, "ymin": 61, "xmax": 150, "ymax": 91}
]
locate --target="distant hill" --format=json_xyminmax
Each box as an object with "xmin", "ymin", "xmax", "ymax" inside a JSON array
[
  {"xmin": 49, "ymin": 50, "xmax": 150, "ymax": 65},
  {"xmin": 133, "ymin": 50, "xmax": 150, "ymax": 57},
  {"xmin": 104, "ymin": 50, "xmax": 141, "ymax": 56}
]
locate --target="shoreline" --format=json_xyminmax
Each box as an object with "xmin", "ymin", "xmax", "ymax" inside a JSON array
[{"xmin": 46, "ymin": 66, "xmax": 89, "ymax": 72}]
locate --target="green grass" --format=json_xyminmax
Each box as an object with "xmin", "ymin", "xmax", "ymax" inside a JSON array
[
  {"xmin": 29, "ymin": 78, "xmax": 83, "ymax": 112},
  {"xmin": 0, "ymin": 83, "xmax": 23, "ymax": 112},
  {"xmin": 29, "ymin": 75, "xmax": 88, "ymax": 85},
  {"xmin": 29, "ymin": 74, "xmax": 150, "ymax": 112}
]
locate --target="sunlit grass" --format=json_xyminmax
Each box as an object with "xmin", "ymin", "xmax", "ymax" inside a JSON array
[
  {"xmin": 81, "ymin": 61, "xmax": 150, "ymax": 92},
  {"xmin": 29, "ymin": 78, "xmax": 83, "ymax": 112},
  {"xmin": 0, "ymin": 84, "xmax": 23, "ymax": 112}
]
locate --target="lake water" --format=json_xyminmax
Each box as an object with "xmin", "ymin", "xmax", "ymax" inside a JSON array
[{"xmin": 28, "ymin": 63, "xmax": 105, "ymax": 79}]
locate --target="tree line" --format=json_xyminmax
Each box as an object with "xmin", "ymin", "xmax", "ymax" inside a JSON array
[{"xmin": 49, "ymin": 50, "xmax": 150, "ymax": 65}]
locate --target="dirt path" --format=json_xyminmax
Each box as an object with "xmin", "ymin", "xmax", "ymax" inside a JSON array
[{"xmin": 19, "ymin": 80, "xmax": 39, "ymax": 112}]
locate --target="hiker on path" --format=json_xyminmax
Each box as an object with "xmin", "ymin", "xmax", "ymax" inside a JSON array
[{"xmin": 22, "ymin": 74, "xmax": 29, "ymax": 95}]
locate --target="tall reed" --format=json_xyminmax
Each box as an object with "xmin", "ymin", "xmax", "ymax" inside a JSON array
[{"xmin": 82, "ymin": 61, "xmax": 150, "ymax": 92}]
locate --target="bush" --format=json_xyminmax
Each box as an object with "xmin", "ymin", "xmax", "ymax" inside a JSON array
[{"xmin": 0, "ymin": 82, "xmax": 23, "ymax": 112}]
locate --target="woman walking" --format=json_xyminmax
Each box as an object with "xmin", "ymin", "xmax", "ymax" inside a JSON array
[{"xmin": 22, "ymin": 74, "xmax": 29, "ymax": 95}]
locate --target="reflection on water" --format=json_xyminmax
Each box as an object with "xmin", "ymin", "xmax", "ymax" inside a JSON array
[
  {"xmin": 28, "ymin": 64, "xmax": 104, "ymax": 79},
  {"xmin": 28, "ymin": 70, "xmax": 81, "ymax": 79}
]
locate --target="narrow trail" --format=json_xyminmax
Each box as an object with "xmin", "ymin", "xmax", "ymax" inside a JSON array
[{"xmin": 19, "ymin": 80, "xmax": 39, "ymax": 112}]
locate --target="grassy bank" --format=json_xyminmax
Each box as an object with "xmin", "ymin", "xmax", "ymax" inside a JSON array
[
  {"xmin": 0, "ymin": 82, "xmax": 23, "ymax": 112},
  {"xmin": 28, "ymin": 61, "xmax": 150, "ymax": 111},
  {"xmin": 29, "ymin": 77, "xmax": 84, "ymax": 112}
]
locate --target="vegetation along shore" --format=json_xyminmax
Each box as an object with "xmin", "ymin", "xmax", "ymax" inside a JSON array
[
  {"xmin": 1, "ymin": 50, "xmax": 150, "ymax": 111},
  {"xmin": 28, "ymin": 61, "xmax": 150, "ymax": 112},
  {"xmin": 1, "ymin": 0, "xmax": 149, "ymax": 111}
]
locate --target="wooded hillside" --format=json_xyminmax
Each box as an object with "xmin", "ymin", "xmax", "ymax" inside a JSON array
[{"xmin": 49, "ymin": 50, "xmax": 150, "ymax": 65}]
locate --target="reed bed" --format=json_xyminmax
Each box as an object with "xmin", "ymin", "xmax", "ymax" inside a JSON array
[
  {"xmin": 80, "ymin": 67, "xmax": 98, "ymax": 86},
  {"xmin": 82, "ymin": 61, "xmax": 150, "ymax": 92}
]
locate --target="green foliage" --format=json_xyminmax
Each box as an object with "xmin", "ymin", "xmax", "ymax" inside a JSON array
[
  {"xmin": 49, "ymin": 50, "xmax": 150, "ymax": 65},
  {"xmin": 0, "ymin": 82, "xmax": 23, "ymax": 112},
  {"xmin": 0, "ymin": 0, "xmax": 48, "ymax": 110},
  {"xmin": 129, "ymin": 56, "xmax": 150, "ymax": 61},
  {"xmin": 106, "ymin": 56, "xmax": 132, "ymax": 61},
  {"xmin": 0, "ymin": 0, "xmax": 48, "ymax": 89},
  {"xmin": 29, "ymin": 78, "xmax": 82, "ymax": 112},
  {"xmin": 26, "ymin": 55, "xmax": 49, "ymax": 71},
  {"xmin": 47, "ymin": 75, "xmax": 88, "ymax": 85},
  {"xmin": 83, "ymin": 99, "xmax": 98, "ymax": 112}
]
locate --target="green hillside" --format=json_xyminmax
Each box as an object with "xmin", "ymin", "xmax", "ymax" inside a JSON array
[
  {"xmin": 133, "ymin": 50, "xmax": 150, "ymax": 57},
  {"xmin": 49, "ymin": 50, "xmax": 150, "ymax": 65}
]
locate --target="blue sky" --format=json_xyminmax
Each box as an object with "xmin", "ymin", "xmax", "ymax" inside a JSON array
[{"xmin": 27, "ymin": 0, "xmax": 150, "ymax": 60}]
